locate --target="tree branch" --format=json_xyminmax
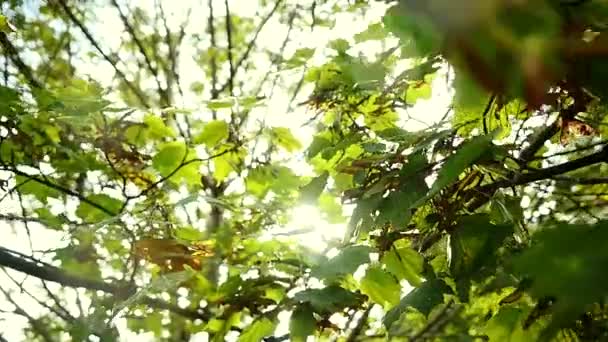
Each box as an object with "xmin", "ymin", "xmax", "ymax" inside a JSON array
[
  {"xmin": 0, "ymin": 246, "xmax": 115, "ymax": 292},
  {"xmin": 346, "ymin": 306, "xmax": 372, "ymax": 342},
  {"xmin": 467, "ymin": 147, "xmax": 608, "ymax": 212},
  {"xmin": 487, "ymin": 147, "xmax": 608, "ymax": 190},
  {"xmin": 0, "ymin": 246, "xmax": 210, "ymax": 321},
  {"xmin": 54, "ymin": 0, "xmax": 150, "ymax": 108},
  {"xmin": 7, "ymin": 168, "xmax": 118, "ymax": 217},
  {"xmin": 224, "ymin": 0, "xmax": 235, "ymax": 95},
  {"xmin": 216, "ymin": 0, "xmax": 283, "ymax": 94},
  {"xmin": 110, "ymin": 0, "xmax": 169, "ymax": 106},
  {"xmin": 208, "ymin": 0, "xmax": 219, "ymax": 102},
  {"xmin": 0, "ymin": 32, "xmax": 42, "ymax": 89},
  {"xmin": 518, "ymin": 119, "xmax": 561, "ymax": 162}
]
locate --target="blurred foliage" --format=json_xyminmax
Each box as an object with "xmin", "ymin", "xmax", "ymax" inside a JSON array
[{"xmin": 0, "ymin": 0, "xmax": 607, "ymax": 341}]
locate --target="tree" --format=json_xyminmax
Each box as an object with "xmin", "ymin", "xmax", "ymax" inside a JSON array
[{"xmin": 1, "ymin": 0, "xmax": 608, "ymax": 341}]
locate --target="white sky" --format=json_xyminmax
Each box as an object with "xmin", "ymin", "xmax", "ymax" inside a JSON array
[{"xmin": 0, "ymin": 1, "xmax": 452, "ymax": 341}]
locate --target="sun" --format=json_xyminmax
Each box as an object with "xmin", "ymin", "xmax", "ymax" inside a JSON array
[{"xmin": 263, "ymin": 204, "xmax": 346, "ymax": 252}]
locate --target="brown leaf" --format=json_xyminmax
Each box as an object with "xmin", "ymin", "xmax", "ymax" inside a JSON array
[{"xmin": 133, "ymin": 238, "xmax": 211, "ymax": 273}]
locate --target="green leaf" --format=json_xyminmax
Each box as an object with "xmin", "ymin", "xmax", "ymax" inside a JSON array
[
  {"xmin": 416, "ymin": 133, "xmax": 494, "ymax": 207},
  {"xmin": 34, "ymin": 207, "xmax": 64, "ymax": 229},
  {"xmin": 299, "ymin": 172, "xmax": 328, "ymax": 203},
  {"xmin": 450, "ymin": 214, "xmax": 513, "ymax": 277},
  {"xmin": 16, "ymin": 175, "xmax": 61, "ymax": 204},
  {"xmin": 144, "ymin": 312, "xmax": 163, "ymax": 337},
  {"xmin": 0, "ymin": 85, "xmax": 22, "ymax": 115},
  {"xmin": 452, "ymin": 70, "xmax": 490, "ymax": 134},
  {"xmin": 246, "ymin": 165, "xmax": 300, "ymax": 198},
  {"xmin": 206, "ymin": 99, "xmax": 235, "ymax": 110},
  {"xmin": 290, "ymin": 304, "xmax": 316, "ymax": 342},
  {"xmin": 212, "ymin": 146, "xmax": 244, "ymax": 182},
  {"xmin": 0, "ymin": 15, "xmax": 16, "ymax": 33},
  {"xmin": 354, "ymin": 22, "xmax": 387, "ymax": 42},
  {"xmin": 294, "ymin": 285, "xmax": 363, "ymax": 313},
  {"xmin": 490, "ymin": 193, "xmax": 524, "ymax": 224},
  {"xmin": 195, "ymin": 120, "xmax": 229, "ymax": 147},
  {"xmin": 318, "ymin": 193, "xmax": 345, "ymax": 224},
  {"xmin": 152, "ymin": 142, "xmax": 200, "ymax": 185},
  {"xmin": 238, "ymin": 318, "xmax": 276, "ymax": 342},
  {"xmin": 269, "ymin": 127, "xmax": 302, "ymax": 152},
  {"xmin": 383, "ymin": 4, "xmax": 442, "ymax": 57},
  {"xmin": 144, "ymin": 114, "xmax": 175, "ymax": 139},
  {"xmin": 382, "ymin": 242, "xmax": 424, "ymax": 287},
  {"xmin": 307, "ymin": 135, "xmax": 333, "ymax": 159},
  {"xmin": 342, "ymin": 60, "xmax": 386, "ymax": 87},
  {"xmin": 450, "ymin": 214, "xmax": 513, "ymax": 300},
  {"xmin": 329, "ymin": 38, "xmax": 350, "ymax": 53},
  {"xmin": 376, "ymin": 151, "xmax": 429, "ymax": 226},
  {"xmin": 383, "ymin": 279, "xmax": 452, "ymax": 328},
  {"xmin": 52, "ymin": 78, "xmax": 110, "ymax": 116},
  {"xmin": 153, "ymin": 141, "xmax": 187, "ymax": 175},
  {"xmin": 75, "ymin": 194, "xmax": 122, "ymax": 222},
  {"xmin": 513, "ymin": 221, "xmax": 608, "ymax": 325},
  {"xmin": 312, "ymin": 245, "xmax": 372, "ymax": 281},
  {"xmin": 285, "ymin": 48, "xmax": 316, "ymax": 68},
  {"xmin": 405, "ymin": 76, "xmax": 433, "ymax": 104},
  {"xmin": 360, "ymin": 266, "xmax": 401, "ymax": 309},
  {"xmin": 175, "ymin": 226, "xmax": 204, "ymax": 241},
  {"xmin": 483, "ymin": 307, "xmax": 532, "ymax": 342}
]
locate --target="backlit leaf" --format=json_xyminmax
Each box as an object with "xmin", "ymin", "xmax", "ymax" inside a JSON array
[
  {"xmin": 360, "ymin": 266, "xmax": 400, "ymax": 309},
  {"xmin": 312, "ymin": 245, "xmax": 372, "ymax": 281},
  {"xmin": 238, "ymin": 318, "xmax": 275, "ymax": 342},
  {"xmin": 384, "ymin": 279, "xmax": 452, "ymax": 328},
  {"xmin": 195, "ymin": 120, "xmax": 229, "ymax": 147},
  {"xmin": 269, "ymin": 127, "xmax": 302, "ymax": 152},
  {"xmin": 294, "ymin": 285, "xmax": 363, "ymax": 313},
  {"xmin": 75, "ymin": 194, "xmax": 122, "ymax": 222},
  {"xmin": 290, "ymin": 304, "xmax": 316, "ymax": 342}
]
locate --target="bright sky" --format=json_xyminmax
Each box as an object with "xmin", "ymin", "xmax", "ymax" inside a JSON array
[{"xmin": 0, "ymin": 1, "xmax": 452, "ymax": 341}]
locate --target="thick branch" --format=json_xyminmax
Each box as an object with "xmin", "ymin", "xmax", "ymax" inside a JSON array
[
  {"xmin": 0, "ymin": 247, "xmax": 115, "ymax": 293},
  {"xmin": 518, "ymin": 120, "xmax": 561, "ymax": 162},
  {"xmin": 224, "ymin": 0, "xmax": 235, "ymax": 95},
  {"xmin": 0, "ymin": 247, "xmax": 209, "ymax": 321},
  {"xmin": 487, "ymin": 147, "xmax": 608, "ymax": 190},
  {"xmin": 467, "ymin": 147, "xmax": 608, "ymax": 212}
]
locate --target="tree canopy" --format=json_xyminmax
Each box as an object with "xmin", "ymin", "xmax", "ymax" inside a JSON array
[{"xmin": 1, "ymin": 0, "xmax": 608, "ymax": 341}]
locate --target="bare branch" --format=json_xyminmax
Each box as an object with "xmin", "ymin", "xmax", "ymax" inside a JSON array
[
  {"xmin": 216, "ymin": 0, "xmax": 284, "ymax": 94},
  {"xmin": 53, "ymin": 0, "xmax": 150, "ymax": 108},
  {"xmin": 110, "ymin": 0, "xmax": 169, "ymax": 106}
]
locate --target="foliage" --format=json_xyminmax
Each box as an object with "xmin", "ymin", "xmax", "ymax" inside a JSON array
[{"xmin": 0, "ymin": 0, "xmax": 608, "ymax": 341}]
